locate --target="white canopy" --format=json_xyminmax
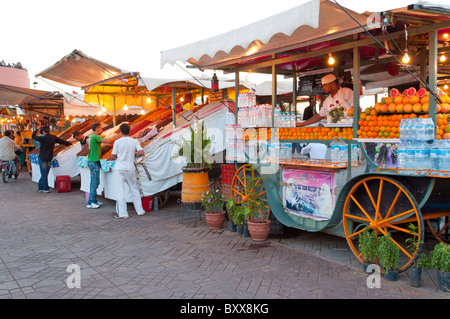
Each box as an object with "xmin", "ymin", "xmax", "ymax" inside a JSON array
[
  {"xmin": 255, "ymin": 80, "xmax": 293, "ymax": 96},
  {"xmin": 161, "ymin": 0, "xmax": 371, "ymax": 69},
  {"xmin": 36, "ymin": 50, "xmax": 126, "ymax": 88}
]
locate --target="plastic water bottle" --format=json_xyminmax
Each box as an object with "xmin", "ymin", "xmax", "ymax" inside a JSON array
[
  {"xmin": 440, "ymin": 140, "xmax": 450, "ymax": 171},
  {"xmin": 399, "ymin": 120, "xmax": 406, "ymax": 140},
  {"xmin": 423, "ymin": 119, "xmax": 432, "ymax": 141},
  {"xmin": 351, "ymin": 144, "xmax": 359, "ymax": 162},
  {"xmin": 330, "ymin": 137, "xmax": 339, "ymax": 162},
  {"xmin": 416, "ymin": 119, "xmax": 426, "ymax": 141},
  {"xmin": 405, "ymin": 119, "xmax": 413, "ymax": 140},
  {"xmin": 398, "ymin": 142, "xmax": 406, "ymax": 169},
  {"xmin": 405, "ymin": 141, "xmax": 414, "ymax": 169},
  {"xmin": 423, "ymin": 141, "xmax": 431, "ymax": 170},
  {"xmin": 415, "ymin": 141, "xmax": 429, "ymax": 169},
  {"xmin": 338, "ymin": 137, "xmax": 348, "ymax": 162},
  {"xmin": 274, "ymin": 104, "xmax": 281, "ymax": 127},
  {"xmin": 430, "ymin": 140, "xmax": 441, "ymax": 170},
  {"xmin": 411, "ymin": 119, "xmax": 419, "ymax": 141}
]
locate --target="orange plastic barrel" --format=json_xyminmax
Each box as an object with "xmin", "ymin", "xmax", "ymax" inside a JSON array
[{"xmin": 181, "ymin": 167, "xmax": 210, "ymax": 204}]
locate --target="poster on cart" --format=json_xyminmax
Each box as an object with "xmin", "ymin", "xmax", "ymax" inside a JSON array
[{"xmin": 283, "ymin": 167, "xmax": 334, "ymax": 221}]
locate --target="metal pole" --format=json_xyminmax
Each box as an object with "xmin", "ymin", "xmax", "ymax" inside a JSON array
[
  {"xmin": 112, "ymin": 96, "xmax": 116, "ymax": 127},
  {"xmin": 292, "ymin": 72, "xmax": 297, "ymax": 122},
  {"xmin": 235, "ymin": 71, "xmax": 239, "ymax": 124},
  {"xmin": 272, "ymin": 57, "xmax": 277, "ymax": 127},
  {"xmin": 352, "ymin": 46, "xmax": 360, "ymax": 140},
  {"xmin": 429, "ymin": 30, "xmax": 438, "ymax": 137},
  {"xmin": 172, "ymin": 87, "xmax": 176, "ymax": 128}
]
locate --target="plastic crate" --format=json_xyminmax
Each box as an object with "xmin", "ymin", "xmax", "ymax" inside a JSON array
[
  {"xmin": 56, "ymin": 175, "xmax": 71, "ymax": 193},
  {"xmin": 221, "ymin": 164, "xmax": 236, "ymax": 184}
]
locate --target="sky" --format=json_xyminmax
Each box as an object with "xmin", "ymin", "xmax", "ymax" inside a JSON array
[{"xmin": 0, "ymin": 0, "xmax": 437, "ymax": 93}]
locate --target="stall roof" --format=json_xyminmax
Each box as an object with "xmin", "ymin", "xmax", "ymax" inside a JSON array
[
  {"xmin": 36, "ymin": 49, "xmax": 126, "ymax": 87},
  {"xmin": 0, "ymin": 83, "xmax": 53, "ymax": 106},
  {"xmin": 161, "ymin": 0, "xmax": 371, "ymax": 70}
]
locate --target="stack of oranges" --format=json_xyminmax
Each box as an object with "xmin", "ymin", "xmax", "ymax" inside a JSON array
[
  {"xmin": 278, "ymin": 127, "xmax": 353, "ymax": 140},
  {"xmin": 357, "ymin": 107, "xmax": 405, "ymax": 139}
]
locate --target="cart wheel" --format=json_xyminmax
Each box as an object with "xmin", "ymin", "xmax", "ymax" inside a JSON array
[
  {"xmin": 426, "ymin": 217, "xmax": 449, "ymax": 244},
  {"xmin": 342, "ymin": 176, "xmax": 424, "ymax": 272},
  {"xmin": 230, "ymin": 164, "xmax": 270, "ymax": 220},
  {"xmin": 158, "ymin": 190, "xmax": 169, "ymax": 208}
]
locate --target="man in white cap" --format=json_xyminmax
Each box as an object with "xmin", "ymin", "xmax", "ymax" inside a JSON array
[{"xmin": 296, "ymin": 74, "xmax": 353, "ymax": 127}]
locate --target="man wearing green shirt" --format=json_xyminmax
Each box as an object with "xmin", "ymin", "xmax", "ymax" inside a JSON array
[{"xmin": 87, "ymin": 123, "xmax": 112, "ymax": 209}]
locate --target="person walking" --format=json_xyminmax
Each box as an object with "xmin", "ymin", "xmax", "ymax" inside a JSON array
[
  {"xmin": 32, "ymin": 126, "xmax": 72, "ymax": 193},
  {"xmin": 87, "ymin": 123, "xmax": 112, "ymax": 208},
  {"xmin": 107, "ymin": 123, "xmax": 146, "ymax": 219},
  {"xmin": 0, "ymin": 131, "xmax": 21, "ymax": 178}
]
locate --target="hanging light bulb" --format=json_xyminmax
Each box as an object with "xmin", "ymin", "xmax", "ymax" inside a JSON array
[
  {"xmin": 101, "ymin": 107, "xmax": 107, "ymax": 112},
  {"xmin": 328, "ymin": 53, "xmax": 335, "ymax": 65},
  {"xmin": 402, "ymin": 51, "xmax": 411, "ymax": 64},
  {"xmin": 444, "ymin": 81, "xmax": 449, "ymax": 90},
  {"xmin": 146, "ymin": 97, "xmax": 151, "ymax": 103},
  {"xmin": 140, "ymin": 109, "xmax": 145, "ymax": 115},
  {"xmin": 440, "ymin": 53, "xmax": 447, "ymax": 63},
  {"xmin": 123, "ymin": 104, "xmax": 128, "ymax": 111}
]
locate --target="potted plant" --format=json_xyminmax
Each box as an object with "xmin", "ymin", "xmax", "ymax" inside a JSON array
[
  {"xmin": 405, "ymin": 224, "xmax": 425, "ymax": 287},
  {"xmin": 174, "ymin": 121, "xmax": 212, "ymax": 204},
  {"xmin": 232, "ymin": 205, "xmax": 247, "ymax": 234},
  {"xmin": 225, "ymin": 197, "xmax": 237, "ymax": 232},
  {"xmin": 246, "ymin": 198, "xmax": 271, "ymax": 242},
  {"xmin": 200, "ymin": 189, "xmax": 226, "ymax": 230},
  {"xmin": 377, "ymin": 233, "xmax": 400, "ymax": 281},
  {"xmin": 430, "ymin": 242, "xmax": 450, "ymax": 293},
  {"xmin": 358, "ymin": 228, "xmax": 378, "ymax": 274}
]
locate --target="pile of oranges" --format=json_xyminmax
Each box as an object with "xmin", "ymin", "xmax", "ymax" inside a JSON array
[
  {"xmin": 278, "ymin": 127, "xmax": 353, "ymax": 140},
  {"xmin": 357, "ymin": 108, "xmax": 406, "ymax": 139}
]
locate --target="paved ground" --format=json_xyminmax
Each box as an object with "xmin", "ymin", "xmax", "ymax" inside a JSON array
[{"xmin": 0, "ymin": 172, "xmax": 448, "ymax": 300}]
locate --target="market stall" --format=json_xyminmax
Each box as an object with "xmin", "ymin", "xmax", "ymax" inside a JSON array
[{"xmin": 161, "ymin": 0, "xmax": 450, "ymax": 277}]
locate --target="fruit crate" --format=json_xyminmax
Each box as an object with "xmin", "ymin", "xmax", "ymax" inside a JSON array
[{"xmin": 221, "ymin": 164, "xmax": 236, "ymax": 184}]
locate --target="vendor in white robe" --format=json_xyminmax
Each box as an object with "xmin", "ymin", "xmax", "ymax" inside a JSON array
[{"xmin": 296, "ymin": 74, "xmax": 353, "ymax": 127}]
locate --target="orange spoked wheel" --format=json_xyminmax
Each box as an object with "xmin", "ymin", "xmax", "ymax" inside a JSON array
[
  {"xmin": 230, "ymin": 164, "xmax": 270, "ymax": 220},
  {"xmin": 343, "ymin": 176, "xmax": 424, "ymax": 272},
  {"xmin": 426, "ymin": 217, "xmax": 450, "ymax": 244}
]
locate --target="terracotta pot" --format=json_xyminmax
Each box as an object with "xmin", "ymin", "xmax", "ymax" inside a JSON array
[
  {"xmin": 181, "ymin": 167, "xmax": 209, "ymax": 204},
  {"xmin": 247, "ymin": 219, "xmax": 271, "ymax": 242},
  {"xmin": 205, "ymin": 211, "xmax": 226, "ymax": 230}
]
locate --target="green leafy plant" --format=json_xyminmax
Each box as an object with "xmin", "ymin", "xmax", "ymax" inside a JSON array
[
  {"xmin": 174, "ymin": 121, "xmax": 212, "ymax": 169},
  {"xmin": 358, "ymin": 229, "xmax": 378, "ymax": 264},
  {"xmin": 200, "ymin": 189, "xmax": 224, "ymax": 213},
  {"xmin": 430, "ymin": 242, "xmax": 450, "ymax": 272},
  {"xmin": 329, "ymin": 107, "xmax": 345, "ymax": 123},
  {"xmin": 405, "ymin": 223, "xmax": 424, "ymax": 268},
  {"xmin": 232, "ymin": 205, "xmax": 248, "ymax": 227},
  {"xmin": 377, "ymin": 233, "xmax": 400, "ymax": 274}
]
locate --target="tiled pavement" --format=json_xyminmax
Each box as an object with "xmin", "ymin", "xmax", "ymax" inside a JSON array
[{"xmin": 0, "ymin": 173, "xmax": 448, "ymax": 299}]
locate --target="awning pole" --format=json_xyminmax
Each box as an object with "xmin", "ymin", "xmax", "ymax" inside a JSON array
[
  {"xmin": 113, "ymin": 96, "xmax": 116, "ymax": 127},
  {"xmin": 172, "ymin": 87, "xmax": 176, "ymax": 128},
  {"xmin": 352, "ymin": 45, "xmax": 360, "ymax": 139},
  {"xmin": 429, "ymin": 30, "xmax": 438, "ymax": 138},
  {"xmin": 235, "ymin": 71, "xmax": 239, "ymax": 124},
  {"xmin": 272, "ymin": 56, "xmax": 277, "ymax": 127},
  {"xmin": 292, "ymin": 72, "xmax": 297, "ymax": 121}
]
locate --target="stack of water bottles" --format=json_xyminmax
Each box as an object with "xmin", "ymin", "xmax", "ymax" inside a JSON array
[
  {"xmin": 237, "ymin": 92, "xmax": 273, "ymax": 128},
  {"xmin": 273, "ymin": 104, "xmax": 296, "ymax": 128},
  {"xmin": 330, "ymin": 137, "xmax": 353, "ymax": 162},
  {"xmin": 397, "ymin": 117, "xmax": 450, "ymax": 171}
]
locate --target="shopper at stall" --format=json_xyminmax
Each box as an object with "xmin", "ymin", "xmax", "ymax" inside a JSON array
[
  {"xmin": 72, "ymin": 131, "xmax": 89, "ymax": 147},
  {"xmin": 32, "ymin": 126, "xmax": 72, "ymax": 193},
  {"xmin": 296, "ymin": 74, "xmax": 353, "ymax": 127},
  {"xmin": 301, "ymin": 143, "xmax": 328, "ymax": 160},
  {"xmin": 107, "ymin": 123, "xmax": 146, "ymax": 219},
  {"xmin": 0, "ymin": 131, "xmax": 21, "ymax": 178},
  {"xmin": 87, "ymin": 123, "xmax": 113, "ymax": 208},
  {"xmin": 14, "ymin": 130, "xmax": 23, "ymax": 171}
]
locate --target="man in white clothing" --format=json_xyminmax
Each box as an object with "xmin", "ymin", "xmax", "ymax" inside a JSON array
[
  {"xmin": 301, "ymin": 143, "xmax": 327, "ymax": 160},
  {"xmin": 0, "ymin": 131, "xmax": 21, "ymax": 177},
  {"xmin": 107, "ymin": 123, "xmax": 146, "ymax": 219},
  {"xmin": 297, "ymin": 74, "xmax": 353, "ymax": 127}
]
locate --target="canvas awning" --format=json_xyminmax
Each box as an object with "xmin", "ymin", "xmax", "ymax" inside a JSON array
[
  {"xmin": 0, "ymin": 83, "xmax": 54, "ymax": 106},
  {"xmin": 35, "ymin": 49, "xmax": 126, "ymax": 87},
  {"xmin": 160, "ymin": 0, "xmax": 372, "ymax": 70}
]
